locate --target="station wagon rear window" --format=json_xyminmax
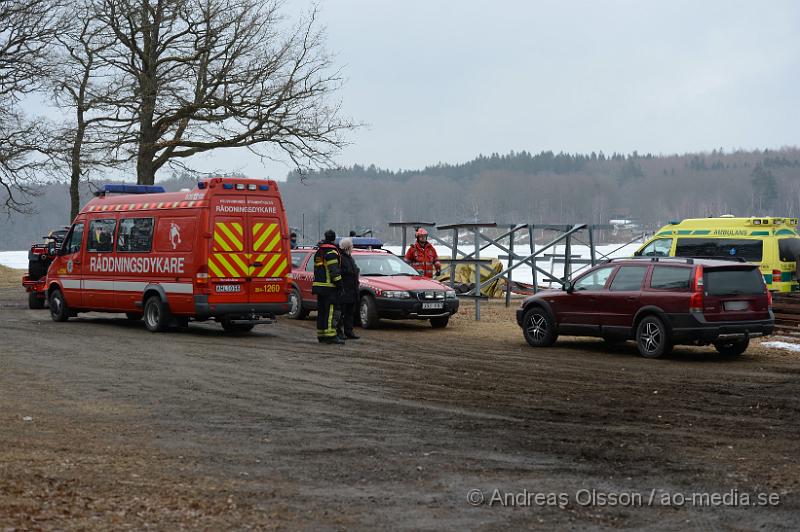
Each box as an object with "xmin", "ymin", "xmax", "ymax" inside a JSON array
[
  {"xmin": 705, "ymin": 268, "xmax": 765, "ymax": 296},
  {"xmin": 675, "ymin": 238, "xmax": 762, "ymax": 262}
]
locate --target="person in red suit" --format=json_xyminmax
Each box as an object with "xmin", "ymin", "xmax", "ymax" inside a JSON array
[{"xmin": 404, "ymin": 228, "xmax": 441, "ymax": 278}]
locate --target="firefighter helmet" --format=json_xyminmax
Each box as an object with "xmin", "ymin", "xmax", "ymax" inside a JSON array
[{"xmin": 415, "ymin": 228, "xmax": 428, "ymax": 237}]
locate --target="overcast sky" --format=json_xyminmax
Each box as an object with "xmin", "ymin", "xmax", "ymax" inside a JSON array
[{"xmin": 152, "ymin": 1, "xmax": 800, "ymax": 179}]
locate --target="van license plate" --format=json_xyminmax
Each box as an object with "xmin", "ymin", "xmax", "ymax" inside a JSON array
[
  {"xmin": 216, "ymin": 284, "xmax": 241, "ymax": 293},
  {"xmin": 724, "ymin": 301, "xmax": 748, "ymax": 311},
  {"xmin": 422, "ymin": 302, "xmax": 443, "ymax": 310}
]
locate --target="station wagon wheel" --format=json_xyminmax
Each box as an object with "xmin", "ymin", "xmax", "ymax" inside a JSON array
[
  {"xmin": 522, "ymin": 307, "xmax": 557, "ymax": 347},
  {"xmin": 359, "ymin": 294, "xmax": 380, "ymax": 329},
  {"xmin": 714, "ymin": 337, "xmax": 749, "ymax": 357},
  {"xmin": 635, "ymin": 315, "xmax": 672, "ymax": 358},
  {"xmin": 287, "ymin": 286, "xmax": 308, "ymax": 320}
]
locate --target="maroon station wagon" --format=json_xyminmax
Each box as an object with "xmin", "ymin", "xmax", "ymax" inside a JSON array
[{"xmin": 516, "ymin": 257, "xmax": 774, "ymax": 358}]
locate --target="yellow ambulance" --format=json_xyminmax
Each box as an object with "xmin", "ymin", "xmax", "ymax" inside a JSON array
[{"xmin": 635, "ymin": 216, "xmax": 800, "ymax": 292}]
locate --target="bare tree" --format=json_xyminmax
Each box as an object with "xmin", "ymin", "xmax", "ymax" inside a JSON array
[
  {"xmin": 93, "ymin": 0, "xmax": 354, "ymax": 185},
  {"xmin": 51, "ymin": 4, "xmax": 126, "ymax": 219},
  {"xmin": 0, "ymin": 0, "xmax": 63, "ymax": 212}
]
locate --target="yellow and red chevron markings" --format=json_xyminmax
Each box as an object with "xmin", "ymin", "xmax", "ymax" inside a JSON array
[
  {"xmin": 208, "ymin": 221, "xmax": 287, "ymax": 278},
  {"xmin": 252, "ymin": 222, "xmax": 281, "ymax": 252},
  {"xmin": 208, "ymin": 252, "xmax": 288, "ymax": 278},
  {"xmin": 213, "ymin": 222, "xmax": 244, "ymax": 252}
]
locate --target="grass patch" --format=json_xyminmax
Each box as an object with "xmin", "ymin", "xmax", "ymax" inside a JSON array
[{"xmin": 0, "ymin": 264, "xmax": 25, "ymax": 288}]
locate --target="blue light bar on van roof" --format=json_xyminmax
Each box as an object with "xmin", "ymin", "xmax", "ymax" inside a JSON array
[
  {"xmin": 259, "ymin": 184, "xmax": 269, "ymax": 191},
  {"xmin": 104, "ymin": 184, "xmax": 165, "ymax": 194},
  {"xmin": 223, "ymin": 183, "xmax": 234, "ymax": 189}
]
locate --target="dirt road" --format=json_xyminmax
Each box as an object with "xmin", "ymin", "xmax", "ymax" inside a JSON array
[{"xmin": 1, "ymin": 284, "xmax": 798, "ymax": 530}]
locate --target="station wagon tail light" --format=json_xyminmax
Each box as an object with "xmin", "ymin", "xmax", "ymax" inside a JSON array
[
  {"xmin": 690, "ymin": 266, "xmax": 704, "ymax": 313},
  {"xmin": 767, "ymin": 289, "xmax": 773, "ymax": 309},
  {"xmin": 772, "ymin": 269, "xmax": 781, "ymax": 283}
]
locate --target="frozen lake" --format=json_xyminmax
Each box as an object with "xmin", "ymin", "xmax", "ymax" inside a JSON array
[{"xmin": 1, "ymin": 241, "xmax": 644, "ymax": 286}]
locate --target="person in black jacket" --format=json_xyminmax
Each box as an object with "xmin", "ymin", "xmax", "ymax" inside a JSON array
[
  {"xmin": 312, "ymin": 229, "xmax": 344, "ymax": 344},
  {"xmin": 337, "ymin": 237, "xmax": 360, "ymax": 340}
]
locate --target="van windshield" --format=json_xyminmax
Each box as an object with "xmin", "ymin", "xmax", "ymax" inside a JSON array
[
  {"xmin": 705, "ymin": 268, "xmax": 765, "ymax": 296},
  {"xmin": 778, "ymin": 238, "xmax": 800, "ymax": 262},
  {"xmin": 675, "ymin": 238, "xmax": 762, "ymax": 262}
]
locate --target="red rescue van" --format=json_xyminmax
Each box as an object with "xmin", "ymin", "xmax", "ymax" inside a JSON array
[{"xmin": 46, "ymin": 179, "xmax": 291, "ymax": 332}]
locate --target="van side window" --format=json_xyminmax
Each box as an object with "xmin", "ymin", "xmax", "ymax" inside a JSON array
[
  {"xmin": 117, "ymin": 218, "xmax": 154, "ymax": 253},
  {"xmin": 640, "ymin": 238, "xmax": 672, "ymax": 257},
  {"xmin": 675, "ymin": 238, "xmax": 762, "ymax": 262},
  {"xmin": 62, "ymin": 223, "xmax": 85, "ymax": 255},
  {"xmin": 88, "ymin": 219, "xmax": 117, "ymax": 252},
  {"xmin": 650, "ymin": 266, "xmax": 691, "ymax": 290}
]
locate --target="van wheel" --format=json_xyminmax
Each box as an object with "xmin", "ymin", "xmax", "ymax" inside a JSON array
[
  {"xmin": 430, "ymin": 315, "xmax": 450, "ymax": 328},
  {"xmin": 49, "ymin": 289, "xmax": 70, "ymax": 322},
  {"xmin": 636, "ymin": 316, "xmax": 672, "ymax": 358},
  {"xmin": 359, "ymin": 295, "xmax": 380, "ymax": 329},
  {"xmin": 522, "ymin": 307, "xmax": 557, "ymax": 347},
  {"xmin": 287, "ymin": 287, "xmax": 308, "ymax": 319},
  {"xmin": 714, "ymin": 338, "xmax": 749, "ymax": 357},
  {"xmin": 29, "ymin": 292, "xmax": 46, "ymax": 309},
  {"xmin": 143, "ymin": 296, "xmax": 171, "ymax": 332},
  {"xmin": 221, "ymin": 320, "xmax": 254, "ymax": 333}
]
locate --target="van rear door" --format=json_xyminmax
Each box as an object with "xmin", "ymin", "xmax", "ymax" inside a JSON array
[
  {"xmin": 249, "ymin": 214, "xmax": 289, "ymax": 304},
  {"xmin": 702, "ymin": 266, "xmax": 771, "ymax": 322},
  {"xmin": 208, "ymin": 211, "xmax": 250, "ymax": 303}
]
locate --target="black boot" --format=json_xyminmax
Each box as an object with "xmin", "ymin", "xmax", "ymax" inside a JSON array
[{"xmin": 345, "ymin": 332, "xmax": 360, "ymax": 339}]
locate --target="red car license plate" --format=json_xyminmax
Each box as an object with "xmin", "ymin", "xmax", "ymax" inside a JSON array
[{"xmin": 723, "ymin": 301, "xmax": 748, "ymax": 311}]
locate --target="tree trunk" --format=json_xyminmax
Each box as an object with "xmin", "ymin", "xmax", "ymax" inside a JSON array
[{"xmin": 69, "ymin": 122, "xmax": 86, "ymax": 221}]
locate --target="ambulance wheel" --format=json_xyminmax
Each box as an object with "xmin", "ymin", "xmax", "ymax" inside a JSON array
[
  {"xmin": 221, "ymin": 320, "xmax": 254, "ymax": 333},
  {"xmin": 430, "ymin": 315, "xmax": 450, "ymax": 328},
  {"xmin": 125, "ymin": 312, "xmax": 142, "ymax": 321},
  {"xmin": 287, "ymin": 287, "xmax": 308, "ymax": 319},
  {"xmin": 28, "ymin": 292, "xmax": 45, "ymax": 309},
  {"xmin": 359, "ymin": 295, "xmax": 380, "ymax": 329},
  {"xmin": 143, "ymin": 296, "xmax": 171, "ymax": 332},
  {"xmin": 49, "ymin": 289, "xmax": 70, "ymax": 322}
]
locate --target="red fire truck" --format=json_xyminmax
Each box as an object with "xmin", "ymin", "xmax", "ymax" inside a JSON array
[{"xmin": 45, "ymin": 179, "xmax": 291, "ymax": 332}]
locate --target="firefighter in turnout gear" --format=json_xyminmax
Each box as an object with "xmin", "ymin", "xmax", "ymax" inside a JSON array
[
  {"xmin": 312, "ymin": 229, "xmax": 345, "ymax": 344},
  {"xmin": 404, "ymin": 227, "xmax": 441, "ymax": 278}
]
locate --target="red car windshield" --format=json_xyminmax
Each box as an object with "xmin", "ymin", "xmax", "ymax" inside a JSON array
[{"xmin": 354, "ymin": 254, "xmax": 419, "ymax": 276}]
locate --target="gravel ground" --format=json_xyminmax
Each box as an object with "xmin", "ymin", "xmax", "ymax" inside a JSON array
[{"xmin": 1, "ymin": 282, "xmax": 798, "ymax": 530}]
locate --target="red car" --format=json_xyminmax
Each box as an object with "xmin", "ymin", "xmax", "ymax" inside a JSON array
[
  {"xmin": 517, "ymin": 257, "xmax": 774, "ymax": 358},
  {"xmin": 288, "ymin": 239, "xmax": 459, "ymax": 328}
]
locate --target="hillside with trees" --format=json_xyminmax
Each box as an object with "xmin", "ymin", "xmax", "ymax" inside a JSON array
[{"xmin": 2, "ymin": 147, "xmax": 798, "ymax": 250}]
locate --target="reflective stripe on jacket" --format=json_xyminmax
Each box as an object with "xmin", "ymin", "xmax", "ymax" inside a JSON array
[{"xmin": 312, "ymin": 243, "xmax": 342, "ymax": 293}]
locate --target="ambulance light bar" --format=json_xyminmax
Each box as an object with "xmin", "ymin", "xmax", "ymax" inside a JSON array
[
  {"xmin": 749, "ymin": 217, "xmax": 798, "ymax": 226},
  {"xmin": 102, "ymin": 184, "xmax": 165, "ymax": 194}
]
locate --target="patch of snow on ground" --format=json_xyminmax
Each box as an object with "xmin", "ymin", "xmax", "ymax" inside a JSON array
[
  {"xmin": 761, "ymin": 341, "xmax": 800, "ymax": 353},
  {"xmin": 0, "ymin": 251, "xmax": 28, "ymax": 269}
]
